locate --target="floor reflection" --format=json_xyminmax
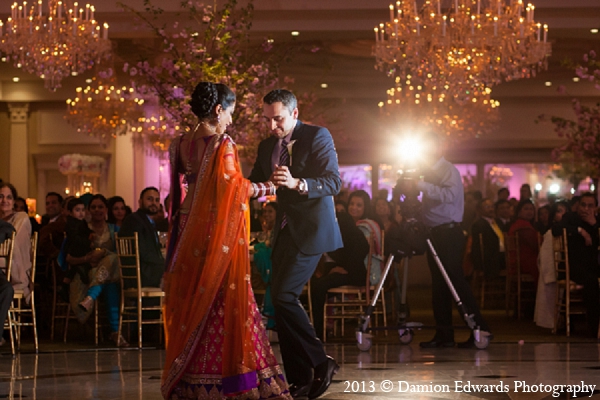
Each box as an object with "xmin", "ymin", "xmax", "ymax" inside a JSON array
[{"xmin": 0, "ymin": 342, "xmax": 599, "ymax": 399}]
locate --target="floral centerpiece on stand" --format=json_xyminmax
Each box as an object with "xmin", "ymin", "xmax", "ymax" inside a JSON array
[{"xmin": 58, "ymin": 154, "xmax": 106, "ymax": 195}]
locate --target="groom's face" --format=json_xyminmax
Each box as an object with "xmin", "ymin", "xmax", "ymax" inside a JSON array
[{"xmin": 263, "ymin": 102, "xmax": 298, "ymax": 139}]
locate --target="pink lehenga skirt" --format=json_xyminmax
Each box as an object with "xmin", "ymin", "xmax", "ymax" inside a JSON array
[{"xmin": 167, "ymin": 214, "xmax": 291, "ymax": 400}]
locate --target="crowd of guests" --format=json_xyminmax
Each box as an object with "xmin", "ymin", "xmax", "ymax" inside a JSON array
[
  {"xmin": 2, "ymin": 178, "xmax": 599, "ymax": 348},
  {"xmin": 465, "ymin": 185, "xmax": 599, "ymax": 338},
  {"xmin": 249, "ymin": 182, "xmax": 600, "ymax": 340},
  {"xmin": 0, "ymin": 181, "xmax": 170, "ymax": 347}
]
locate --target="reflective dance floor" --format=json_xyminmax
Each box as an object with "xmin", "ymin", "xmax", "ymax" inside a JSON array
[{"xmin": 2, "ymin": 309, "xmax": 600, "ymax": 399}]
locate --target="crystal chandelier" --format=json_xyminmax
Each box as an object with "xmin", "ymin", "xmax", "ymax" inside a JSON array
[
  {"xmin": 379, "ymin": 77, "xmax": 501, "ymax": 141},
  {"xmin": 0, "ymin": 0, "xmax": 111, "ymax": 90},
  {"xmin": 65, "ymin": 74, "xmax": 145, "ymax": 143},
  {"xmin": 373, "ymin": 0, "xmax": 552, "ymax": 101}
]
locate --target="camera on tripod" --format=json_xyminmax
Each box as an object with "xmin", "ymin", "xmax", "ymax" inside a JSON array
[{"xmin": 385, "ymin": 136, "xmax": 430, "ymax": 258}]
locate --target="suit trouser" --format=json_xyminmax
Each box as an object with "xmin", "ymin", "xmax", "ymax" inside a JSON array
[
  {"xmin": 0, "ymin": 271, "xmax": 14, "ymax": 337},
  {"xmin": 427, "ymin": 225, "xmax": 490, "ymax": 340},
  {"xmin": 271, "ymin": 226, "xmax": 328, "ymax": 385}
]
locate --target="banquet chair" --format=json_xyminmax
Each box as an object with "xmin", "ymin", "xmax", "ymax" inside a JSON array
[
  {"xmin": 0, "ymin": 232, "xmax": 16, "ymax": 355},
  {"xmin": 552, "ymin": 229, "xmax": 585, "ymax": 337},
  {"xmin": 10, "ymin": 232, "xmax": 39, "ymax": 352},
  {"xmin": 505, "ymin": 231, "xmax": 536, "ymax": 319},
  {"xmin": 321, "ymin": 236, "xmax": 387, "ymax": 342},
  {"xmin": 473, "ymin": 233, "xmax": 509, "ymax": 310},
  {"xmin": 115, "ymin": 232, "xmax": 165, "ymax": 349},
  {"xmin": 49, "ymin": 233, "xmax": 77, "ymax": 343}
]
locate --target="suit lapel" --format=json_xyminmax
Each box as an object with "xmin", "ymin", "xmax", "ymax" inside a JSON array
[{"xmin": 263, "ymin": 136, "xmax": 278, "ymax": 177}]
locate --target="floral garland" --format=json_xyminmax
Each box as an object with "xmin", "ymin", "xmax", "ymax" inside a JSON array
[{"xmin": 58, "ymin": 154, "xmax": 106, "ymax": 177}]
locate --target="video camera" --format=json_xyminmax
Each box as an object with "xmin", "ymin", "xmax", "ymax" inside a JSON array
[{"xmin": 384, "ymin": 140, "xmax": 431, "ymax": 259}]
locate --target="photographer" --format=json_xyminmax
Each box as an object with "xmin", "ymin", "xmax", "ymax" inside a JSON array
[{"xmin": 400, "ymin": 132, "xmax": 491, "ymax": 348}]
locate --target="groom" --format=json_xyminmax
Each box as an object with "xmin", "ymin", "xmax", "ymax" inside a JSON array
[{"xmin": 249, "ymin": 89, "xmax": 343, "ymax": 399}]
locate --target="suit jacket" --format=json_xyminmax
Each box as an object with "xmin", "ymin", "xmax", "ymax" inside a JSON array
[
  {"xmin": 495, "ymin": 217, "xmax": 512, "ymax": 233},
  {"xmin": 119, "ymin": 209, "xmax": 165, "ymax": 287},
  {"xmin": 38, "ymin": 215, "xmax": 67, "ymax": 259},
  {"xmin": 471, "ymin": 217, "xmax": 503, "ymax": 278},
  {"xmin": 0, "ymin": 219, "xmax": 15, "ymax": 244},
  {"xmin": 248, "ymin": 120, "xmax": 343, "ymax": 255}
]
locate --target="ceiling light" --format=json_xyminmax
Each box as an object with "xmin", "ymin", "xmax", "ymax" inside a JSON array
[
  {"xmin": 545, "ymin": 81, "xmax": 552, "ymax": 86},
  {"xmin": 320, "ymin": 83, "xmax": 328, "ymax": 88},
  {"xmin": 573, "ymin": 77, "xmax": 580, "ymax": 82},
  {"xmin": 591, "ymin": 29, "xmax": 599, "ymax": 34},
  {"xmin": 86, "ymin": 78, "xmax": 93, "ymax": 83},
  {"xmin": 267, "ymin": 38, "xmax": 274, "ymax": 43},
  {"xmin": 291, "ymin": 31, "xmax": 299, "ymax": 36},
  {"xmin": 12, "ymin": 77, "xmax": 19, "ymax": 82}
]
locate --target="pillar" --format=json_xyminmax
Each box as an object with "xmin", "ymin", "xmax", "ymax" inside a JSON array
[{"xmin": 8, "ymin": 102, "xmax": 30, "ymax": 198}]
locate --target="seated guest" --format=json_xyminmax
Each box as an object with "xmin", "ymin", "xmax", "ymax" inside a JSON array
[
  {"xmin": 534, "ymin": 204, "xmax": 551, "ymax": 235},
  {"xmin": 119, "ymin": 187, "xmax": 165, "ymax": 288},
  {"xmin": 335, "ymin": 200, "xmax": 347, "ymax": 214},
  {"xmin": 569, "ymin": 195, "xmax": 581, "ymax": 213},
  {"xmin": 520, "ymin": 183, "xmax": 533, "ymax": 201},
  {"xmin": 471, "ymin": 198, "xmax": 505, "ymax": 279},
  {"xmin": 107, "ymin": 196, "xmax": 131, "ymax": 232},
  {"xmin": 494, "ymin": 199, "xmax": 512, "ymax": 232},
  {"xmin": 252, "ymin": 202, "xmax": 278, "ymax": 329},
  {"xmin": 497, "ymin": 187, "xmax": 510, "ymax": 202},
  {"xmin": 66, "ymin": 195, "xmax": 127, "ymax": 347},
  {"xmin": 535, "ymin": 201, "xmax": 568, "ymax": 329},
  {"xmin": 154, "ymin": 195, "xmax": 170, "ymax": 233},
  {"xmin": 374, "ymin": 197, "xmax": 396, "ymax": 232},
  {"xmin": 40, "ymin": 192, "xmax": 64, "ymax": 228},
  {"xmin": 347, "ymin": 190, "xmax": 383, "ymax": 285},
  {"xmin": 0, "ymin": 220, "xmax": 15, "ymax": 346},
  {"xmin": 0, "ymin": 182, "xmax": 32, "ymax": 302},
  {"xmin": 14, "ymin": 197, "xmax": 40, "ymax": 233},
  {"xmin": 38, "ymin": 196, "xmax": 70, "ymax": 261},
  {"xmin": 552, "ymin": 192, "xmax": 600, "ymax": 337},
  {"xmin": 508, "ymin": 199, "xmax": 540, "ymax": 286},
  {"xmin": 311, "ymin": 212, "xmax": 370, "ymax": 340}
]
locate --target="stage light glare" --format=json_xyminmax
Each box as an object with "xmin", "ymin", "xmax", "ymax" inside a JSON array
[{"xmin": 549, "ymin": 183, "xmax": 560, "ymax": 194}]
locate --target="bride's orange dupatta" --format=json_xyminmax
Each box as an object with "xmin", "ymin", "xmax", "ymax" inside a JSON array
[{"xmin": 161, "ymin": 134, "xmax": 256, "ymax": 398}]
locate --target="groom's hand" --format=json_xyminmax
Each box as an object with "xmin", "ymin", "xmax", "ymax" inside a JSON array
[{"xmin": 272, "ymin": 165, "xmax": 299, "ymax": 190}]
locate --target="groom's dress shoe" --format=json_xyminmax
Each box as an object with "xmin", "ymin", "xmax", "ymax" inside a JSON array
[
  {"xmin": 289, "ymin": 383, "xmax": 312, "ymax": 399},
  {"xmin": 309, "ymin": 356, "xmax": 339, "ymax": 399}
]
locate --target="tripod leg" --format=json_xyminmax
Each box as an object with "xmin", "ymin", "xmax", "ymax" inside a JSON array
[{"xmin": 426, "ymin": 239, "xmax": 477, "ymax": 331}]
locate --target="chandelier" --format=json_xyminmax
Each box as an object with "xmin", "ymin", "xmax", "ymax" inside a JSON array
[
  {"xmin": 0, "ymin": 0, "xmax": 111, "ymax": 90},
  {"xmin": 65, "ymin": 74, "xmax": 145, "ymax": 143},
  {"xmin": 379, "ymin": 76, "xmax": 501, "ymax": 141},
  {"xmin": 130, "ymin": 108, "xmax": 185, "ymax": 159},
  {"xmin": 374, "ymin": 0, "xmax": 552, "ymax": 101}
]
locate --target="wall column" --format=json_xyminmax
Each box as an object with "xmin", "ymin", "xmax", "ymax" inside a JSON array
[
  {"xmin": 115, "ymin": 134, "xmax": 136, "ymax": 208},
  {"xmin": 476, "ymin": 163, "xmax": 486, "ymax": 196},
  {"xmin": 8, "ymin": 102, "xmax": 30, "ymax": 198}
]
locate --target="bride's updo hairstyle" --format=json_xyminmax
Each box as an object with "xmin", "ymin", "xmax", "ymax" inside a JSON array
[{"xmin": 190, "ymin": 82, "xmax": 236, "ymax": 120}]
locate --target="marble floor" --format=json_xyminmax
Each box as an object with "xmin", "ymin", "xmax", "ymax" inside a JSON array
[{"xmin": 2, "ymin": 310, "xmax": 600, "ymax": 400}]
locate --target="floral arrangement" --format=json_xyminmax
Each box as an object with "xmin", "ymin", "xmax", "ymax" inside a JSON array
[
  {"xmin": 538, "ymin": 50, "xmax": 600, "ymax": 186},
  {"xmin": 118, "ymin": 0, "xmax": 278, "ymax": 161},
  {"xmin": 118, "ymin": 0, "xmax": 342, "ymax": 162},
  {"xmin": 58, "ymin": 154, "xmax": 106, "ymax": 177}
]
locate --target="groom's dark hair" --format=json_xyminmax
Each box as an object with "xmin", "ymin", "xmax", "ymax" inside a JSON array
[{"xmin": 263, "ymin": 89, "xmax": 297, "ymax": 114}]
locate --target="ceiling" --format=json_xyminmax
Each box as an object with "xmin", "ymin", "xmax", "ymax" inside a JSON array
[{"xmin": 1, "ymin": 0, "xmax": 600, "ymax": 165}]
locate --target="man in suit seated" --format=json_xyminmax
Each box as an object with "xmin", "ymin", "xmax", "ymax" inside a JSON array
[
  {"xmin": 494, "ymin": 199, "xmax": 512, "ymax": 232},
  {"xmin": 552, "ymin": 192, "xmax": 600, "ymax": 337},
  {"xmin": 471, "ymin": 198, "xmax": 506, "ymax": 279},
  {"xmin": 119, "ymin": 187, "xmax": 165, "ymax": 288},
  {"xmin": 310, "ymin": 212, "xmax": 370, "ymax": 341}
]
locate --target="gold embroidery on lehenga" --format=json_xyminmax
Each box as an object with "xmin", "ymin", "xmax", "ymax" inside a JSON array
[
  {"xmin": 230, "ymin": 283, "xmax": 236, "ymax": 290},
  {"xmin": 239, "ymin": 238, "xmax": 245, "ymax": 245},
  {"xmin": 223, "ymin": 245, "xmax": 229, "ymax": 253},
  {"xmin": 259, "ymin": 380, "xmax": 273, "ymax": 398},
  {"xmin": 208, "ymin": 385, "xmax": 221, "ymax": 400}
]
